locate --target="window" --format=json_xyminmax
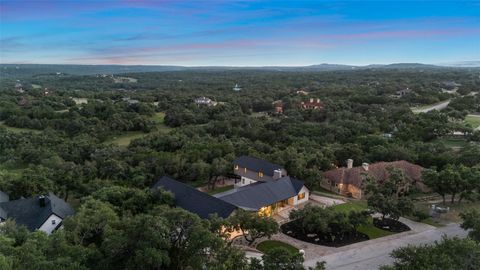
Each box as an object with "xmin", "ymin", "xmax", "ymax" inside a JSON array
[
  {"xmin": 242, "ymin": 178, "xmax": 245, "ymax": 184},
  {"xmin": 235, "ymin": 165, "xmax": 239, "ymax": 170},
  {"xmin": 258, "ymin": 172, "xmax": 264, "ymax": 177},
  {"xmin": 297, "ymin": 193, "xmax": 305, "ymax": 200},
  {"xmin": 244, "ymin": 168, "xmax": 247, "ymax": 173},
  {"xmin": 51, "ymin": 219, "xmax": 56, "ymax": 225}
]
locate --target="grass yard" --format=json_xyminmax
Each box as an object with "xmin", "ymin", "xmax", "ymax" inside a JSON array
[
  {"xmin": 0, "ymin": 121, "xmax": 42, "ymax": 134},
  {"xmin": 330, "ymin": 201, "xmax": 395, "ymax": 239},
  {"xmin": 105, "ymin": 112, "xmax": 171, "ymax": 146},
  {"xmin": 207, "ymin": 185, "xmax": 234, "ymax": 195},
  {"xmin": 465, "ymin": 115, "xmax": 480, "ymax": 129},
  {"xmin": 256, "ymin": 240, "xmax": 299, "ymax": 255},
  {"xmin": 357, "ymin": 218, "xmax": 396, "ymax": 239},
  {"xmin": 434, "ymin": 137, "xmax": 469, "ymax": 148},
  {"xmin": 330, "ymin": 201, "xmax": 368, "ymax": 213},
  {"xmin": 106, "ymin": 131, "xmax": 147, "ymax": 147},
  {"xmin": 152, "ymin": 112, "xmax": 166, "ymax": 124}
]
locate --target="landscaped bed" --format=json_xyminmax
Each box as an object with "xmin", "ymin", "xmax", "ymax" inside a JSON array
[
  {"xmin": 373, "ymin": 218, "xmax": 410, "ymax": 233},
  {"xmin": 280, "ymin": 202, "xmax": 411, "ymax": 247},
  {"xmin": 281, "ymin": 221, "xmax": 369, "ymax": 247}
]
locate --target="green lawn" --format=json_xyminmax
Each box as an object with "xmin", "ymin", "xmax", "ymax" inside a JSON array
[
  {"xmin": 434, "ymin": 137, "xmax": 469, "ymax": 148},
  {"xmin": 330, "ymin": 201, "xmax": 368, "ymax": 213},
  {"xmin": 465, "ymin": 115, "xmax": 480, "ymax": 129},
  {"xmin": 330, "ymin": 201, "xmax": 395, "ymax": 239},
  {"xmin": 105, "ymin": 112, "xmax": 171, "ymax": 146},
  {"xmin": 151, "ymin": 112, "xmax": 166, "ymax": 124},
  {"xmin": 0, "ymin": 121, "xmax": 42, "ymax": 134},
  {"xmin": 357, "ymin": 218, "xmax": 396, "ymax": 239},
  {"xmin": 207, "ymin": 185, "xmax": 234, "ymax": 195},
  {"xmin": 256, "ymin": 240, "xmax": 299, "ymax": 255},
  {"xmin": 106, "ymin": 131, "xmax": 148, "ymax": 147}
]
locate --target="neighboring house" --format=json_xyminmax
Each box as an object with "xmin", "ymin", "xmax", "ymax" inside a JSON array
[
  {"xmin": 300, "ymin": 98, "xmax": 324, "ymax": 110},
  {"xmin": 233, "ymin": 83, "xmax": 242, "ymax": 91},
  {"xmin": 0, "ymin": 192, "xmax": 75, "ymax": 234},
  {"xmin": 121, "ymin": 97, "xmax": 139, "ymax": 105},
  {"xmin": 214, "ymin": 176, "xmax": 309, "ymax": 217},
  {"xmin": 273, "ymin": 100, "xmax": 284, "ymax": 114},
  {"xmin": 391, "ymin": 88, "xmax": 412, "ymax": 98},
  {"xmin": 233, "ymin": 156, "xmax": 287, "ymax": 187},
  {"xmin": 194, "ymin": 96, "xmax": 217, "ymax": 107},
  {"xmin": 14, "ymin": 83, "xmax": 24, "ymax": 93},
  {"xmin": 322, "ymin": 159, "xmax": 425, "ymax": 199},
  {"xmin": 296, "ymin": 89, "xmax": 309, "ymax": 95},
  {"xmin": 152, "ymin": 176, "xmax": 237, "ymax": 219}
]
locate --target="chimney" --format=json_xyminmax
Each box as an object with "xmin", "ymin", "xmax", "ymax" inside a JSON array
[
  {"xmin": 347, "ymin": 159, "xmax": 353, "ymax": 169},
  {"xmin": 273, "ymin": 169, "xmax": 283, "ymax": 180},
  {"xmin": 362, "ymin": 162, "xmax": 369, "ymax": 171},
  {"xmin": 39, "ymin": 195, "xmax": 46, "ymax": 207}
]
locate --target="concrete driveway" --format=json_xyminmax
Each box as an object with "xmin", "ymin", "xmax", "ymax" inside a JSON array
[{"xmin": 304, "ymin": 222, "xmax": 467, "ymax": 270}]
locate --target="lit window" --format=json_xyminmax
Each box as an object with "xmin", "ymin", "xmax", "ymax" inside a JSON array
[
  {"xmin": 297, "ymin": 193, "xmax": 305, "ymax": 200},
  {"xmin": 258, "ymin": 172, "xmax": 264, "ymax": 177},
  {"xmin": 244, "ymin": 168, "xmax": 247, "ymax": 173},
  {"xmin": 235, "ymin": 165, "xmax": 239, "ymax": 170}
]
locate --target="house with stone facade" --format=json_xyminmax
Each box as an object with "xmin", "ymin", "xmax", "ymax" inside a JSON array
[{"xmin": 321, "ymin": 159, "xmax": 425, "ymax": 199}]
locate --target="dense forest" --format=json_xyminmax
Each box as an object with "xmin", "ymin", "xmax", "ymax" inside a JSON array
[{"xmin": 0, "ymin": 67, "xmax": 479, "ymax": 269}]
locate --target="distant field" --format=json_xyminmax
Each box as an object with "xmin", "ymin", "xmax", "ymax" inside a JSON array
[
  {"xmin": 0, "ymin": 121, "xmax": 41, "ymax": 134},
  {"xmin": 72, "ymin": 97, "xmax": 88, "ymax": 105},
  {"xmin": 105, "ymin": 112, "xmax": 171, "ymax": 146},
  {"xmin": 107, "ymin": 131, "xmax": 148, "ymax": 147},
  {"xmin": 113, "ymin": 76, "xmax": 137, "ymax": 83},
  {"xmin": 465, "ymin": 115, "xmax": 480, "ymax": 129},
  {"xmin": 434, "ymin": 137, "xmax": 469, "ymax": 148},
  {"xmin": 31, "ymin": 84, "xmax": 41, "ymax": 89}
]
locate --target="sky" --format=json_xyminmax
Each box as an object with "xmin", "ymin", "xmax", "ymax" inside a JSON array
[{"xmin": 0, "ymin": 0, "xmax": 479, "ymax": 66}]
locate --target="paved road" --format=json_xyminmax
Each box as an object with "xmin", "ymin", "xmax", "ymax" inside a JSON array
[
  {"xmin": 411, "ymin": 100, "xmax": 451, "ymax": 113},
  {"xmin": 304, "ymin": 223, "xmax": 467, "ymax": 270}
]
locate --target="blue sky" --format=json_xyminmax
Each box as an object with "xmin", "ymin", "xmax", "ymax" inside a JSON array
[{"xmin": 0, "ymin": 0, "xmax": 479, "ymax": 66}]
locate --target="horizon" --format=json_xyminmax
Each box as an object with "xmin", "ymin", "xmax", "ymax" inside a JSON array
[{"xmin": 1, "ymin": 1, "xmax": 479, "ymax": 66}]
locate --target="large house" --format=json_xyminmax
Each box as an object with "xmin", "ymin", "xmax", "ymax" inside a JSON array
[
  {"xmin": 214, "ymin": 175, "xmax": 309, "ymax": 217},
  {"xmin": 233, "ymin": 156, "xmax": 287, "ymax": 187},
  {"xmin": 153, "ymin": 156, "xmax": 309, "ymax": 218},
  {"xmin": 300, "ymin": 98, "xmax": 324, "ymax": 110},
  {"xmin": 0, "ymin": 192, "xmax": 75, "ymax": 234},
  {"xmin": 194, "ymin": 96, "xmax": 217, "ymax": 107},
  {"xmin": 322, "ymin": 159, "xmax": 425, "ymax": 199},
  {"xmin": 152, "ymin": 176, "xmax": 237, "ymax": 219}
]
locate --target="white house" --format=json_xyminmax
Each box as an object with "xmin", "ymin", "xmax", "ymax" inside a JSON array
[{"xmin": 0, "ymin": 192, "xmax": 75, "ymax": 234}]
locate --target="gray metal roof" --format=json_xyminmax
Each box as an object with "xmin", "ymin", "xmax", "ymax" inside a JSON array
[
  {"xmin": 152, "ymin": 176, "xmax": 237, "ymax": 219},
  {"xmin": 0, "ymin": 190, "xmax": 9, "ymax": 203},
  {"xmin": 215, "ymin": 176, "xmax": 306, "ymax": 211},
  {"xmin": 0, "ymin": 192, "xmax": 75, "ymax": 231},
  {"xmin": 234, "ymin": 156, "xmax": 284, "ymax": 176},
  {"xmin": 0, "ymin": 206, "xmax": 7, "ymax": 220}
]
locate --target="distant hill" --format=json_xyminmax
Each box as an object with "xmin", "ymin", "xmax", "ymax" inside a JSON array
[{"xmin": 0, "ymin": 62, "xmax": 478, "ymax": 78}]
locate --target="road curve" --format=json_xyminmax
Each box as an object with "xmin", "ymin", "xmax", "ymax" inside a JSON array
[
  {"xmin": 411, "ymin": 100, "xmax": 451, "ymax": 113},
  {"xmin": 304, "ymin": 223, "xmax": 467, "ymax": 270}
]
